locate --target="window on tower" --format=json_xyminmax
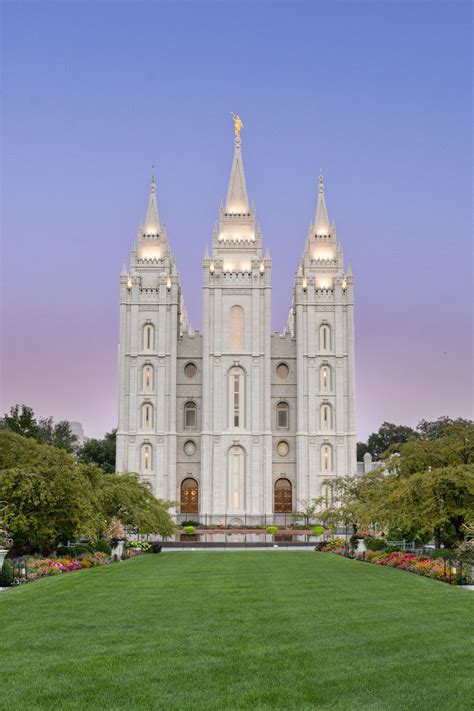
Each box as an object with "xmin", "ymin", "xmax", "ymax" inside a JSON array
[
  {"xmin": 320, "ymin": 403, "xmax": 332, "ymax": 430},
  {"xmin": 320, "ymin": 324, "xmax": 331, "ymax": 352},
  {"xmin": 229, "ymin": 367, "xmax": 245, "ymax": 429},
  {"xmin": 229, "ymin": 305, "xmax": 245, "ymax": 351},
  {"xmin": 276, "ymin": 402, "xmax": 289, "ymax": 429},
  {"xmin": 184, "ymin": 401, "xmax": 197, "ymax": 429},
  {"xmin": 143, "ymin": 324, "xmax": 154, "ymax": 351},
  {"xmin": 321, "ymin": 444, "xmax": 333, "ymax": 472},
  {"xmin": 320, "ymin": 365, "xmax": 332, "ymax": 392},
  {"xmin": 142, "ymin": 403, "xmax": 153, "ymax": 430},
  {"xmin": 143, "ymin": 365, "xmax": 154, "ymax": 392}
]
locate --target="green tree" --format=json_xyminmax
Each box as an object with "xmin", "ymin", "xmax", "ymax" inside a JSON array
[
  {"xmin": 78, "ymin": 430, "xmax": 116, "ymax": 473},
  {"xmin": 99, "ymin": 473, "xmax": 175, "ymax": 538},
  {"xmin": 416, "ymin": 416, "xmax": 472, "ymax": 441},
  {"xmin": 0, "ymin": 431, "xmax": 103, "ymax": 553},
  {"xmin": 1, "ymin": 405, "xmax": 77, "ymax": 452},
  {"xmin": 1, "ymin": 405, "xmax": 39, "ymax": 439},
  {"xmin": 357, "ymin": 441, "xmax": 370, "ymax": 461},
  {"xmin": 366, "ymin": 422, "xmax": 418, "ymax": 458}
]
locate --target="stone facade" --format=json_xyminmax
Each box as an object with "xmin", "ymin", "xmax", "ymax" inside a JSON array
[{"xmin": 116, "ymin": 131, "xmax": 356, "ymax": 522}]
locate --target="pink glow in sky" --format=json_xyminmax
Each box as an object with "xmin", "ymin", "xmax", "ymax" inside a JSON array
[{"xmin": 1, "ymin": 2, "xmax": 472, "ymax": 440}]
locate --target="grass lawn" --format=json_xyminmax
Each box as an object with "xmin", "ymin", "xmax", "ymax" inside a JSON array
[{"xmin": 1, "ymin": 552, "xmax": 472, "ymax": 710}]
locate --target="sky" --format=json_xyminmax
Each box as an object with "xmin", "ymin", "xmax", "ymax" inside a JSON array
[{"xmin": 1, "ymin": 0, "xmax": 472, "ymax": 441}]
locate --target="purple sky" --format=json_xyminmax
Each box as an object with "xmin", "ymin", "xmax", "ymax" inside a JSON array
[{"xmin": 1, "ymin": 1, "xmax": 472, "ymax": 441}]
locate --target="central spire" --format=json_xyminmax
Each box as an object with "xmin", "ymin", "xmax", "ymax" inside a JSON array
[
  {"xmin": 144, "ymin": 169, "xmax": 161, "ymax": 234},
  {"xmin": 314, "ymin": 172, "xmax": 330, "ymax": 236},
  {"xmin": 225, "ymin": 114, "xmax": 249, "ymax": 214}
]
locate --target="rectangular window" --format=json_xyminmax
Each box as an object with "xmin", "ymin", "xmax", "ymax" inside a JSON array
[{"xmin": 233, "ymin": 377, "xmax": 240, "ymax": 427}]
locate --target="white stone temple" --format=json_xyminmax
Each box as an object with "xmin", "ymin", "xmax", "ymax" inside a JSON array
[{"xmin": 116, "ymin": 121, "xmax": 356, "ymax": 523}]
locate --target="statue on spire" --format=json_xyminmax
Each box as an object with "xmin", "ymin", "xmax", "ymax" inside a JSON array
[{"xmin": 231, "ymin": 112, "xmax": 244, "ymax": 138}]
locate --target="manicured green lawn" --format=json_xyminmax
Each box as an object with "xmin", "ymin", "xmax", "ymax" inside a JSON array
[{"xmin": 1, "ymin": 552, "xmax": 472, "ymax": 710}]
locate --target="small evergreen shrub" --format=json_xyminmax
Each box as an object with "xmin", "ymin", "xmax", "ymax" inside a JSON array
[
  {"xmin": 430, "ymin": 548, "xmax": 456, "ymax": 560},
  {"xmin": 266, "ymin": 526, "xmax": 279, "ymax": 535},
  {"xmin": 150, "ymin": 543, "xmax": 163, "ymax": 554},
  {"xmin": 366, "ymin": 538, "xmax": 386, "ymax": 551},
  {"xmin": 0, "ymin": 559, "xmax": 14, "ymax": 586},
  {"xmin": 183, "ymin": 526, "xmax": 196, "ymax": 535},
  {"xmin": 95, "ymin": 540, "xmax": 112, "ymax": 555}
]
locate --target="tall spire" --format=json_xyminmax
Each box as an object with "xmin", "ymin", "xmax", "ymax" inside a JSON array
[
  {"xmin": 144, "ymin": 168, "xmax": 161, "ymax": 234},
  {"xmin": 314, "ymin": 172, "xmax": 330, "ymax": 236},
  {"xmin": 225, "ymin": 116, "xmax": 249, "ymax": 214}
]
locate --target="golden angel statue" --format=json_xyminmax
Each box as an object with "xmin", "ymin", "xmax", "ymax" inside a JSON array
[{"xmin": 231, "ymin": 112, "xmax": 244, "ymax": 138}]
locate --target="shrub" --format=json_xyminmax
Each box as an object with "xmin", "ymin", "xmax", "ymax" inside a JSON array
[
  {"xmin": 266, "ymin": 526, "xmax": 279, "ymax": 535},
  {"xmin": 183, "ymin": 526, "xmax": 196, "ymax": 535},
  {"xmin": 366, "ymin": 538, "xmax": 386, "ymax": 551},
  {"xmin": 312, "ymin": 525, "xmax": 324, "ymax": 537},
  {"xmin": 429, "ymin": 548, "xmax": 457, "ymax": 560},
  {"xmin": 0, "ymin": 558, "xmax": 14, "ymax": 586},
  {"xmin": 95, "ymin": 539, "xmax": 112, "ymax": 555},
  {"xmin": 181, "ymin": 520, "xmax": 200, "ymax": 528},
  {"xmin": 150, "ymin": 543, "xmax": 162, "ymax": 554},
  {"xmin": 128, "ymin": 540, "xmax": 151, "ymax": 551}
]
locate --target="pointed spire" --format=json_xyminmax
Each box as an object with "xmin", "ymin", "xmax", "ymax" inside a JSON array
[
  {"xmin": 347, "ymin": 262, "xmax": 353, "ymax": 277},
  {"xmin": 144, "ymin": 168, "xmax": 161, "ymax": 234},
  {"xmin": 225, "ymin": 132, "xmax": 249, "ymax": 214},
  {"xmin": 314, "ymin": 172, "xmax": 330, "ymax": 236},
  {"xmin": 121, "ymin": 259, "xmax": 127, "ymax": 277}
]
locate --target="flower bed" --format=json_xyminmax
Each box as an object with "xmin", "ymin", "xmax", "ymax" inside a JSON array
[
  {"xmin": 12, "ymin": 551, "xmax": 112, "ymax": 584},
  {"xmin": 328, "ymin": 548, "xmax": 467, "ymax": 585}
]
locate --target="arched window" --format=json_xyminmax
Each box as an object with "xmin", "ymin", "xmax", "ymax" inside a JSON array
[
  {"xmin": 274, "ymin": 478, "xmax": 292, "ymax": 513},
  {"xmin": 320, "ymin": 324, "xmax": 331, "ymax": 352},
  {"xmin": 184, "ymin": 401, "xmax": 197, "ymax": 429},
  {"xmin": 320, "ymin": 403, "xmax": 332, "ymax": 430},
  {"xmin": 228, "ymin": 446, "xmax": 244, "ymax": 510},
  {"xmin": 321, "ymin": 483, "xmax": 332, "ymax": 508},
  {"xmin": 142, "ymin": 365, "xmax": 154, "ymax": 392},
  {"xmin": 320, "ymin": 365, "xmax": 332, "ymax": 392},
  {"xmin": 143, "ymin": 324, "xmax": 154, "ymax": 351},
  {"xmin": 229, "ymin": 367, "xmax": 245, "ymax": 429},
  {"xmin": 180, "ymin": 478, "xmax": 198, "ymax": 514},
  {"xmin": 141, "ymin": 443, "xmax": 152, "ymax": 472},
  {"xmin": 276, "ymin": 402, "xmax": 289, "ymax": 429},
  {"xmin": 142, "ymin": 402, "xmax": 153, "ymax": 430},
  {"xmin": 229, "ymin": 305, "xmax": 244, "ymax": 351},
  {"xmin": 321, "ymin": 444, "xmax": 333, "ymax": 472}
]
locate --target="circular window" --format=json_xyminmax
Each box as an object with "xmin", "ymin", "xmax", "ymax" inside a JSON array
[
  {"xmin": 183, "ymin": 440, "xmax": 196, "ymax": 456},
  {"xmin": 277, "ymin": 441, "xmax": 289, "ymax": 457},
  {"xmin": 276, "ymin": 363, "xmax": 289, "ymax": 379},
  {"xmin": 184, "ymin": 363, "xmax": 197, "ymax": 378}
]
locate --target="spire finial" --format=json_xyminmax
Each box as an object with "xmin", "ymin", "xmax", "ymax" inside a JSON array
[
  {"xmin": 225, "ymin": 117, "xmax": 249, "ymax": 213},
  {"xmin": 144, "ymin": 169, "xmax": 160, "ymax": 234},
  {"xmin": 314, "ymin": 170, "xmax": 330, "ymax": 236}
]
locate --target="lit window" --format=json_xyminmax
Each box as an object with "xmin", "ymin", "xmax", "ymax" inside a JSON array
[
  {"xmin": 277, "ymin": 402, "xmax": 289, "ymax": 429},
  {"xmin": 141, "ymin": 444, "xmax": 152, "ymax": 472},
  {"xmin": 321, "ymin": 445, "xmax": 333, "ymax": 472},
  {"xmin": 184, "ymin": 402, "xmax": 197, "ymax": 429},
  {"xmin": 320, "ymin": 366, "xmax": 331, "ymax": 392},
  {"xmin": 143, "ymin": 365, "xmax": 153, "ymax": 391}
]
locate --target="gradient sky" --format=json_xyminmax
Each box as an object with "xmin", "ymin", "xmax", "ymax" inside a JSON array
[{"xmin": 1, "ymin": 0, "xmax": 472, "ymax": 441}]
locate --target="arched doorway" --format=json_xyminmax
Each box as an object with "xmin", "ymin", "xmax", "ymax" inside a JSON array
[
  {"xmin": 180, "ymin": 478, "xmax": 199, "ymax": 514},
  {"xmin": 274, "ymin": 478, "xmax": 292, "ymax": 513}
]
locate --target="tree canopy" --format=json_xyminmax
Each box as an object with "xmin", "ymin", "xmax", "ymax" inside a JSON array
[
  {"xmin": 322, "ymin": 422, "xmax": 474, "ymax": 547},
  {"xmin": 77, "ymin": 429, "xmax": 116, "ymax": 473},
  {"xmin": 0, "ymin": 404, "xmax": 78, "ymax": 452},
  {"xmin": 0, "ymin": 431, "xmax": 175, "ymax": 553}
]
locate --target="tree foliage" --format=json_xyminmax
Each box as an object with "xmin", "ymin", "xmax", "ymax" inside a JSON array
[
  {"xmin": 0, "ymin": 404, "xmax": 77, "ymax": 452},
  {"xmin": 77, "ymin": 430, "xmax": 116, "ymax": 473},
  {"xmin": 0, "ymin": 431, "xmax": 175, "ymax": 553},
  {"xmin": 326, "ymin": 423, "xmax": 474, "ymax": 547}
]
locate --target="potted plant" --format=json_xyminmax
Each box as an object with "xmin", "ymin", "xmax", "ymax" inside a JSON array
[{"xmin": 0, "ymin": 529, "xmax": 12, "ymax": 570}]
